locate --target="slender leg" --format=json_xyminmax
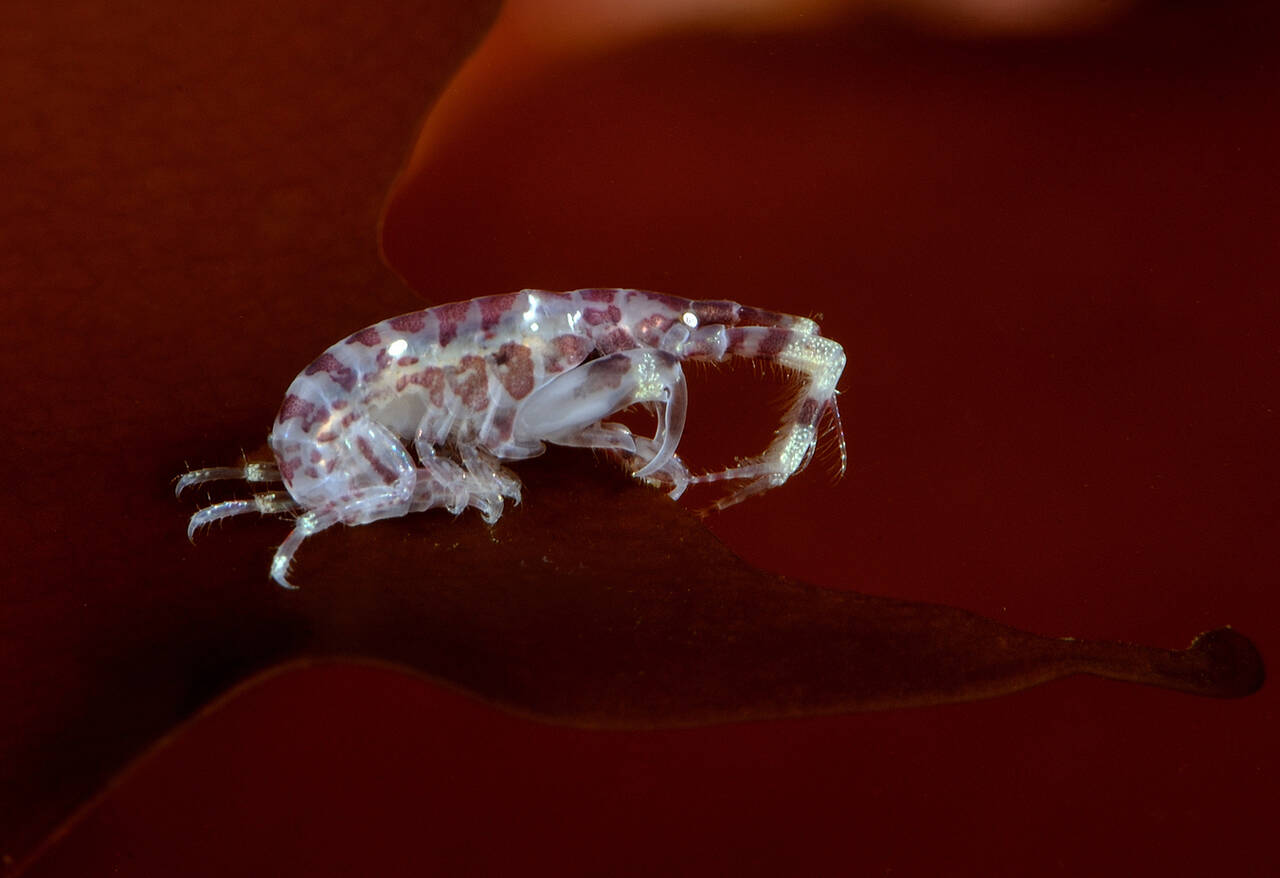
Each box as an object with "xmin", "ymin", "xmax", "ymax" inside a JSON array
[
  {"xmin": 175, "ymin": 460, "xmax": 281, "ymax": 496},
  {"xmin": 680, "ymin": 325, "xmax": 846, "ymax": 509},
  {"xmin": 515, "ymin": 349, "xmax": 689, "ymax": 480},
  {"xmin": 186, "ymin": 491, "xmax": 298, "ymax": 541},
  {"xmin": 405, "ymin": 455, "xmax": 471, "ymax": 517},
  {"xmin": 626, "ymin": 436, "xmax": 691, "ymax": 500},
  {"xmin": 545, "ymin": 421, "xmax": 637, "ymax": 454},
  {"xmin": 270, "ymin": 508, "xmax": 339, "ymax": 589},
  {"xmin": 457, "ymin": 444, "xmax": 523, "ymax": 523}
]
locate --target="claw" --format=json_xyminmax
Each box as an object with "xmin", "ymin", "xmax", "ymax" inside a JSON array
[
  {"xmin": 628, "ymin": 436, "xmax": 691, "ymax": 500},
  {"xmin": 634, "ymin": 367, "xmax": 687, "ymax": 480},
  {"xmin": 175, "ymin": 461, "xmax": 282, "ymax": 497},
  {"xmin": 186, "ymin": 499, "xmax": 257, "ymax": 541},
  {"xmin": 185, "ymin": 491, "xmax": 298, "ymax": 542},
  {"xmin": 176, "ymin": 467, "xmax": 246, "ymax": 497},
  {"xmin": 269, "ymin": 553, "xmax": 299, "ymax": 590},
  {"xmin": 269, "ymin": 510, "xmax": 329, "ymax": 590},
  {"xmin": 554, "ymin": 422, "xmax": 637, "ymax": 454}
]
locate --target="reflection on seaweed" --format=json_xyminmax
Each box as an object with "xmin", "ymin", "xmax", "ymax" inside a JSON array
[{"xmin": 282, "ymin": 447, "xmax": 1264, "ymax": 728}]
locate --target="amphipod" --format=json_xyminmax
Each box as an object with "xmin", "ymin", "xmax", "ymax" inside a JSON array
[{"xmin": 177, "ymin": 289, "xmax": 846, "ymax": 587}]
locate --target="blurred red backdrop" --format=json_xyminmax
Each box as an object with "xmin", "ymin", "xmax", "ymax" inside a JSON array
[{"xmin": 11, "ymin": 0, "xmax": 1278, "ymax": 875}]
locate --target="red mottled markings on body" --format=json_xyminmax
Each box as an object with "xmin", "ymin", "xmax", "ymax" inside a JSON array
[
  {"xmin": 276, "ymin": 394, "xmax": 329, "ymax": 433},
  {"xmin": 490, "ymin": 406, "xmax": 515, "ymax": 440},
  {"xmin": 759, "ymin": 329, "xmax": 790, "ymax": 357},
  {"xmin": 582, "ymin": 304, "xmax": 623, "ymax": 326},
  {"xmin": 583, "ymin": 354, "xmax": 632, "ymax": 393},
  {"xmin": 479, "ymin": 293, "xmax": 519, "ymax": 330},
  {"xmin": 405, "ymin": 365, "xmax": 446, "ymax": 406},
  {"xmin": 179, "ymin": 293, "xmax": 852, "ymax": 596},
  {"xmin": 389, "ymin": 312, "xmax": 426, "ymax": 333},
  {"xmin": 494, "ymin": 341, "xmax": 535, "ymax": 400},
  {"xmin": 797, "ymin": 398, "xmax": 820, "ymax": 427},
  {"xmin": 735, "ymin": 305, "xmax": 788, "ymax": 327},
  {"xmin": 304, "ymin": 353, "xmax": 357, "ymax": 392},
  {"xmin": 434, "ymin": 301, "xmax": 472, "ymax": 347},
  {"xmin": 692, "ymin": 300, "xmax": 739, "ymax": 325},
  {"xmin": 725, "ymin": 327, "xmax": 787, "ymax": 359},
  {"xmin": 638, "ymin": 291, "xmax": 689, "ymax": 313},
  {"xmin": 356, "ymin": 436, "xmax": 400, "ymax": 485},
  {"xmin": 278, "ymin": 456, "xmax": 302, "ymax": 484},
  {"xmin": 548, "ymin": 334, "xmax": 594, "ymax": 372},
  {"xmin": 276, "ymin": 393, "xmax": 310, "ymax": 426},
  {"xmin": 346, "ymin": 327, "xmax": 382, "ymax": 346},
  {"xmin": 598, "ymin": 327, "xmax": 635, "ymax": 353},
  {"xmin": 635, "ymin": 313, "xmax": 673, "ymax": 345},
  {"xmin": 447, "ymin": 355, "xmax": 489, "ymax": 410}
]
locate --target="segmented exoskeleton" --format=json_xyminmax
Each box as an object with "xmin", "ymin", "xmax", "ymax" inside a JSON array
[{"xmin": 177, "ymin": 289, "xmax": 846, "ymax": 586}]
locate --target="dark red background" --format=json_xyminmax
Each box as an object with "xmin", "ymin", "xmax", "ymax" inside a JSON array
[{"xmin": 5, "ymin": 1, "xmax": 1277, "ymax": 874}]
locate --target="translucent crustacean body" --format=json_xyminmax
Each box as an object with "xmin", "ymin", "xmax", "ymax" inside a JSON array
[{"xmin": 177, "ymin": 289, "xmax": 846, "ymax": 587}]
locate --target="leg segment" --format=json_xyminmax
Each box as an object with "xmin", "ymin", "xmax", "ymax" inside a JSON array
[
  {"xmin": 514, "ymin": 348, "xmax": 689, "ymax": 479},
  {"xmin": 457, "ymin": 444, "xmax": 523, "ymax": 524},
  {"xmin": 627, "ymin": 435, "xmax": 691, "ymax": 500},
  {"xmin": 184, "ymin": 489, "xmax": 320, "ymax": 590},
  {"xmin": 270, "ymin": 509, "xmax": 339, "ymax": 589},
  {"xmin": 681, "ymin": 325, "xmax": 847, "ymax": 509},
  {"xmin": 544, "ymin": 421, "xmax": 637, "ymax": 454},
  {"xmin": 186, "ymin": 491, "xmax": 298, "ymax": 541},
  {"xmin": 175, "ymin": 460, "xmax": 280, "ymax": 496},
  {"xmin": 267, "ymin": 420, "xmax": 418, "ymax": 587},
  {"xmin": 414, "ymin": 423, "xmax": 524, "ymax": 523}
]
